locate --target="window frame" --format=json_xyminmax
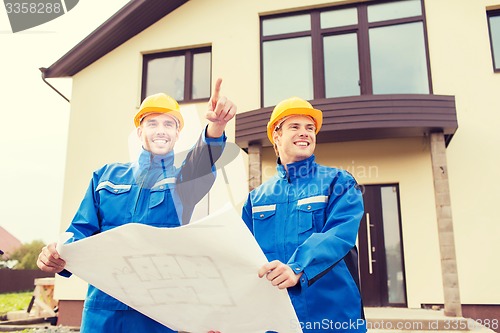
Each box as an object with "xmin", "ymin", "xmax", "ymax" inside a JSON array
[
  {"xmin": 487, "ymin": 9, "xmax": 500, "ymax": 72},
  {"xmin": 260, "ymin": 0, "xmax": 432, "ymax": 107},
  {"xmin": 141, "ymin": 46, "xmax": 212, "ymax": 102}
]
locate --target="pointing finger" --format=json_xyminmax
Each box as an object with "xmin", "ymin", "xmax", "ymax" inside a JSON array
[{"xmin": 209, "ymin": 78, "xmax": 223, "ymax": 111}]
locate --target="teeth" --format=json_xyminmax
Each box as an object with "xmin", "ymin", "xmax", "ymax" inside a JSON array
[
  {"xmin": 296, "ymin": 142, "xmax": 308, "ymax": 146},
  {"xmin": 153, "ymin": 139, "xmax": 168, "ymax": 144}
]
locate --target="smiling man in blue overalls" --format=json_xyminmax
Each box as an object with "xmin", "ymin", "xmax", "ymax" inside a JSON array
[
  {"xmin": 242, "ymin": 97, "xmax": 366, "ymax": 333},
  {"xmin": 37, "ymin": 79, "xmax": 236, "ymax": 333}
]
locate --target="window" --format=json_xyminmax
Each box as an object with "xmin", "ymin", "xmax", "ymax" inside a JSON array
[
  {"xmin": 261, "ymin": 0, "xmax": 430, "ymax": 107},
  {"xmin": 488, "ymin": 10, "xmax": 500, "ymax": 72},
  {"xmin": 142, "ymin": 47, "xmax": 211, "ymax": 102},
  {"xmin": 262, "ymin": 15, "xmax": 313, "ymax": 107}
]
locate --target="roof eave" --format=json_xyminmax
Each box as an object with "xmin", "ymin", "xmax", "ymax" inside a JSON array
[{"xmin": 43, "ymin": 0, "xmax": 188, "ymax": 78}]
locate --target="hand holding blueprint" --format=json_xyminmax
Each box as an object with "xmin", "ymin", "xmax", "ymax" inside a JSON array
[{"xmin": 57, "ymin": 204, "xmax": 302, "ymax": 333}]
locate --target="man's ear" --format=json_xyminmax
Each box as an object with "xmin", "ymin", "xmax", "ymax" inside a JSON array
[
  {"xmin": 272, "ymin": 130, "xmax": 280, "ymax": 145},
  {"xmin": 137, "ymin": 126, "xmax": 142, "ymax": 138}
]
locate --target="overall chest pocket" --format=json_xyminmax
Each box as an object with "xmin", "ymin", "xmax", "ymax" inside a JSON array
[
  {"xmin": 252, "ymin": 205, "xmax": 276, "ymax": 256},
  {"xmin": 96, "ymin": 181, "xmax": 132, "ymax": 228},
  {"xmin": 297, "ymin": 195, "xmax": 328, "ymax": 242},
  {"xmin": 150, "ymin": 177, "xmax": 177, "ymax": 208},
  {"xmin": 149, "ymin": 179, "xmax": 181, "ymax": 227}
]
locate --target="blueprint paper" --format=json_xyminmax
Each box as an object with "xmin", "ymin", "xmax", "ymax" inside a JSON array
[{"xmin": 58, "ymin": 205, "xmax": 302, "ymax": 333}]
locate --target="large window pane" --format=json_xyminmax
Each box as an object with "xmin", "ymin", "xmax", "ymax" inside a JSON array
[
  {"xmin": 368, "ymin": 0, "xmax": 421, "ymax": 23},
  {"xmin": 262, "ymin": 14, "xmax": 310, "ymax": 36},
  {"xmin": 145, "ymin": 56, "xmax": 185, "ymax": 101},
  {"xmin": 321, "ymin": 8, "xmax": 358, "ymax": 28},
  {"xmin": 370, "ymin": 22, "xmax": 429, "ymax": 94},
  {"xmin": 380, "ymin": 186, "xmax": 406, "ymax": 305},
  {"xmin": 489, "ymin": 13, "xmax": 500, "ymax": 70},
  {"xmin": 192, "ymin": 52, "xmax": 211, "ymax": 99},
  {"xmin": 263, "ymin": 37, "xmax": 313, "ymax": 107},
  {"xmin": 143, "ymin": 48, "xmax": 211, "ymax": 102},
  {"xmin": 261, "ymin": 0, "xmax": 429, "ymax": 103},
  {"xmin": 324, "ymin": 33, "xmax": 360, "ymax": 98}
]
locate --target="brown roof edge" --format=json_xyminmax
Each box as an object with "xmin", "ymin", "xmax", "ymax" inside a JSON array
[{"xmin": 43, "ymin": 0, "xmax": 188, "ymax": 78}]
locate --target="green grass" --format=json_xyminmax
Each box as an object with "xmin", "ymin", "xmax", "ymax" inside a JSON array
[
  {"xmin": 0, "ymin": 292, "xmax": 75, "ymax": 332},
  {"xmin": 0, "ymin": 291, "xmax": 32, "ymax": 316}
]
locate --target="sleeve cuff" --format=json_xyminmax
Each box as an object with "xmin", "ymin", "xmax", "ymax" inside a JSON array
[
  {"xmin": 288, "ymin": 263, "xmax": 309, "ymax": 288},
  {"xmin": 203, "ymin": 125, "xmax": 227, "ymax": 143},
  {"xmin": 58, "ymin": 269, "xmax": 72, "ymax": 278}
]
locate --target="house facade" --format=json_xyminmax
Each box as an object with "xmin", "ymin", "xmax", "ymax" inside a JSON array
[{"xmin": 43, "ymin": 0, "xmax": 500, "ymax": 327}]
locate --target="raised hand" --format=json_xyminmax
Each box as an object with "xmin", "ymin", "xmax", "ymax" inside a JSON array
[{"xmin": 206, "ymin": 78, "xmax": 237, "ymax": 138}]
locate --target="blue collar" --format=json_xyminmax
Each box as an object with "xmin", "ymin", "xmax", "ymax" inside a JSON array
[
  {"xmin": 277, "ymin": 155, "xmax": 316, "ymax": 180},
  {"xmin": 137, "ymin": 149, "xmax": 175, "ymax": 172},
  {"xmin": 133, "ymin": 149, "xmax": 176, "ymax": 187}
]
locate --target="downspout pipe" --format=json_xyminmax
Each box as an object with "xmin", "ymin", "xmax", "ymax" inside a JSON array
[{"xmin": 39, "ymin": 67, "xmax": 70, "ymax": 103}]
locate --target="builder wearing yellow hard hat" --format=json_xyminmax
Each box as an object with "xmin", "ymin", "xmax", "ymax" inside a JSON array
[
  {"xmin": 38, "ymin": 79, "xmax": 236, "ymax": 333},
  {"xmin": 266, "ymin": 97, "xmax": 323, "ymax": 166},
  {"xmin": 242, "ymin": 97, "xmax": 366, "ymax": 333},
  {"xmin": 135, "ymin": 78, "xmax": 235, "ymax": 156}
]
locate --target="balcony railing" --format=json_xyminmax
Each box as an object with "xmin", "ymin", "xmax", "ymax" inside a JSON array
[{"xmin": 236, "ymin": 94, "xmax": 458, "ymax": 148}]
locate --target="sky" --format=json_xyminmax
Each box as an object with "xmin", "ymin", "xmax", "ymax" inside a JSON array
[{"xmin": 0, "ymin": 0, "xmax": 130, "ymax": 245}]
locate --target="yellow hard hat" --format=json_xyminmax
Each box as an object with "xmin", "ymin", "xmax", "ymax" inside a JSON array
[
  {"xmin": 134, "ymin": 93, "xmax": 184, "ymax": 130},
  {"xmin": 267, "ymin": 97, "xmax": 323, "ymax": 144}
]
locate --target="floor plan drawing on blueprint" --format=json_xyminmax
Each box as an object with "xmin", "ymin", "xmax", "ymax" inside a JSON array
[
  {"xmin": 58, "ymin": 204, "xmax": 302, "ymax": 333},
  {"xmin": 114, "ymin": 253, "xmax": 235, "ymax": 308}
]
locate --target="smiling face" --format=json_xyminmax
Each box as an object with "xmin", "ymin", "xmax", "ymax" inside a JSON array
[
  {"xmin": 273, "ymin": 115, "xmax": 316, "ymax": 166},
  {"xmin": 137, "ymin": 113, "xmax": 179, "ymax": 155}
]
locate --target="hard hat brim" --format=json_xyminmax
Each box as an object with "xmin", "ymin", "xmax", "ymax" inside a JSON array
[
  {"xmin": 134, "ymin": 106, "xmax": 184, "ymax": 130},
  {"xmin": 267, "ymin": 107, "xmax": 323, "ymax": 144}
]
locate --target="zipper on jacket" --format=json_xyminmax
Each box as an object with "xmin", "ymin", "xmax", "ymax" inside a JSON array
[
  {"xmin": 132, "ymin": 158, "xmax": 153, "ymax": 219},
  {"xmin": 283, "ymin": 180, "xmax": 292, "ymax": 259}
]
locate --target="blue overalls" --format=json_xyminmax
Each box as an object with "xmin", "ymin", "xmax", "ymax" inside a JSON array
[
  {"xmin": 242, "ymin": 155, "xmax": 366, "ymax": 333},
  {"xmin": 62, "ymin": 131, "xmax": 225, "ymax": 333}
]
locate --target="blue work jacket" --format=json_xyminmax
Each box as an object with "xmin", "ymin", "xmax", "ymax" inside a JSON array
[
  {"xmin": 62, "ymin": 130, "xmax": 225, "ymax": 332},
  {"xmin": 242, "ymin": 155, "xmax": 366, "ymax": 333}
]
